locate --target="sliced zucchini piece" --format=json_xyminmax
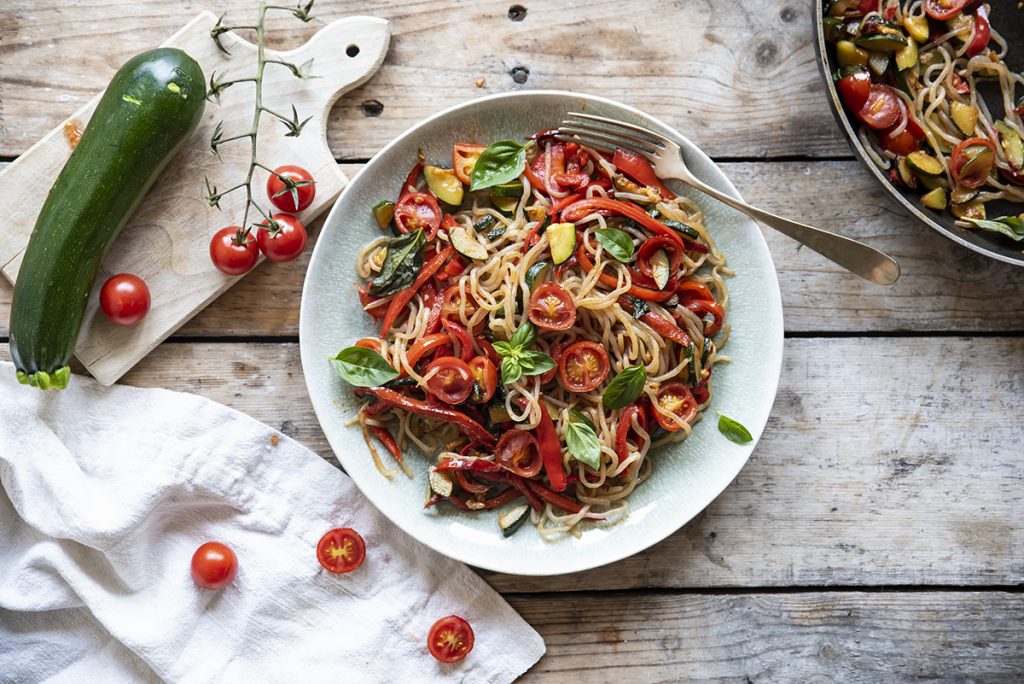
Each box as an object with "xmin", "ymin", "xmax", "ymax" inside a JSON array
[
  {"xmin": 498, "ymin": 504, "xmax": 530, "ymax": 537},
  {"xmin": 488, "ymin": 403, "xmax": 512, "ymax": 424},
  {"xmin": 490, "ymin": 181, "xmax": 525, "ymax": 198},
  {"xmin": 525, "ymin": 260, "xmax": 550, "ymax": 289},
  {"xmin": 836, "ymin": 40, "xmax": 869, "ymax": 67},
  {"xmin": 474, "ymin": 214, "xmax": 497, "ymax": 233},
  {"xmin": 921, "ymin": 187, "xmax": 948, "ymax": 211},
  {"xmin": 896, "ymin": 156, "xmax": 918, "ymax": 189},
  {"xmin": 950, "ymin": 185, "xmax": 979, "ymax": 206},
  {"xmin": 428, "ymin": 465, "xmax": 453, "ymax": 498},
  {"xmin": 546, "ymin": 222, "xmax": 576, "ymax": 264},
  {"xmin": 649, "ymin": 249, "xmax": 671, "ymax": 290},
  {"xmin": 372, "ymin": 200, "xmax": 395, "ymax": 230},
  {"xmin": 867, "ymin": 51, "xmax": 890, "ymax": 77},
  {"xmin": 917, "ymin": 174, "xmax": 945, "ymax": 190},
  {"xmin": 823, "ymin": 16, "xmax": 844, "ymax": 43},
  {"xmin": 951, "ymin": 200, "xmax": 985, "ymax": 221},
  {"xmin": 959, "ymin": 146, "xmax": 995, "ymax": 182},
  {"xmin": 995, "ymin": 121, "xmax": 1024, "ymax": 170},
  {"xmin": 855, "ymin": 33, "xmax": 908, "ymax": 52},
  {"xmin": 491, "ymin": 192, "xmax": 519, "ymax": 213},
  {"xmin": 950, "ymin": 102, "xmax": 978, "ymax": 136},
  {"xmin": 895, "ymin": 37, "xmax": 918, "ymax": 71},
  {"xmin": 424, "ymin": 165, "xmax": 464, "ymax": 206},
  {"xmin": 906, "ymin": 151, "xmax": 944, "ymax": 177},
  {"xmin": 903, "ymin": 14, "xmax": 929, "ymax": 44},
  {"xmin": 450, "ymin": 225, "xmax": 488, "ymax": 260}
]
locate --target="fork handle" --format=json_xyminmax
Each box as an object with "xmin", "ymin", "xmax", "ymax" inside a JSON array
[{"xmin": 681, "ymin": 177, "xmax": 901, "ymax": 286}]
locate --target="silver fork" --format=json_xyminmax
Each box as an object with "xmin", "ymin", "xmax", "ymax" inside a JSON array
[{"xmin": 556, "ymin": 113, "xmax": 901, "ymax": 286}]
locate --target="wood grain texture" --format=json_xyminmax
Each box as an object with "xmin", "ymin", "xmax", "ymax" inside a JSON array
[
  {"xmin": 0, "ymin": 0, "xmax": 847, "ymax": 160},
  {"xmin": 511, "ymin": 591, "xmax": 1024, "ymax": 681},
  {"xmin": 3, "ymin": 161, "xmax": 1023, "ymax": 339},
  {"xmin": 0, "ymin": 14, "xmax": 389, "ymax": 385},
  {"xmin": 4, "ymin": 336, "xmax": 1019, "ymax": 590}
]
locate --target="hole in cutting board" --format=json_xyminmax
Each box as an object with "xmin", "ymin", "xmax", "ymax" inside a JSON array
[{"xmin": 346, "ymin": 44, "xmax": 360, "ymax": 57}]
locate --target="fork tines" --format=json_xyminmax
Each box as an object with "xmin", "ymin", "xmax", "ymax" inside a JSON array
[{"xmin": 556, "ymin": 112, "xmax": 667, "ymax": 160}]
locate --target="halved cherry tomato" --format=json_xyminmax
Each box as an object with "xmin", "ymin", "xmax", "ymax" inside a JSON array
[
  {"xmin": 950, "ymin": 137, "xmax": 996, "ymax": 189},
  {"xmin": 558, "ymin": 341, "xmax": 611, "ymax": 393},
  {"xmin": 494, "ymin": 429, "xmax": 543, "ymax": 478},
  {"xmin": 427, "ymin": 615, "xmax": 474, "ymax": 664},
  {"xmin": 685, "ymin": 298, "xmax": 725, "ymax": 336},
  {"xmin": 440, "ymin": 284, "xmax": 479, "ymax": 323},
  {"xmin": 442, "ymin": 318, "xmax": 474, "ymax": 361},
  {"xmin": 857, "ymin": 85, "xmax": 901, "ymax": 131},
  {"xmin": 836, "ymin": 68, "xmax": 872, "ymax": 113},
  {"xmin": 879, "ymin": 127, "xmax": 919, "ymax": 155},
  {"xmin": 612, "ymin": 148, "xmax": 675, "ymax": 199},
  {"xmin": 524, "ymin": 142, "xmax": 566, "ymax": 194},
  {"xmin": 394, "ymin": 192, "xmax": 442, "ymax": 238},
  {"xmin": 653, "ymin": 382, "xmax": 698, "ymax": 432},
  {"xmin": 316, "ymin": 528, "xmax": 366, "ymax": 574},
  {"xmin": 966, "ymin": 5, "xmax": 991, "ymax": 57},
  {"xmin": 468, "ymin": 355, "xmax": 498, "ymax": 403},
  {"xmin": 266, "ymin": 164, "xmax": 316, "ymax": 212},
  {"xmin": 924, "ymin": 0, "xmax": 968, "ymax": 21},
  {"xmin": 527, "ymin": 282, "xmax": 577, "ymax": 331},
  {"xmin": 453, "ymin": 143, "xmax": 487, "ymax": 185},
  {"xmin": 424, "ymin": 356, "xmax": 475, "ymax": 404},
  {"xmin": 191, "ymin": 541, "xmax": 238, "ymax": 590}
]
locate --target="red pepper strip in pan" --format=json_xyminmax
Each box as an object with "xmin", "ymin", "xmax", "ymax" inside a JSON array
[
  {"xmin": 525, "ymin": 480, "xmax": 604, "ymax": 519},
  {"xmin": 576, "ymin": 243, "xmax": 676, "ymax": 302},
  {"xmin": 615, "ymin": 404, "xmax": 647, "ymax": 464},
  {"xmin": 436, "ymin": 456, "xmax": 504, "ymax": 472},
  {"xmin": 357, "ymin": 283, "xmax": 388, "ymax": 320},
  {"xmin": 535, "ymin": 403, "xmax": 567, "ymax": 491},
  {"xmin": 475, "ymin": 336, "xmax": 500, "ymax": 365},
  {"xmin": 612, "ymin": 148, "xmax": 676, "ymax": 200},
  {"xmin": 549, "ymin": 178, "xmax": 613, "ymax": 216},
  {"xmin": 370, "ymin": 425, "xmax": 403, "ymax": 464},
  {"xmin": 442, "ymin": 319, "xmax": 474, "ymax": 361},
  {"xmin": 399, "ymin": 157, "xmax": 424, "ymax": 200},
  {"xmin": 359, "ymin": 387, "xmax": 495, "ymax": 446},
  {"xmin": 405, "ymin": 333, "xmax": 450, "ymax": 368},
  {"xmin": 617, "ymin": 296, "xmax": 691, "ymax": 346},
  {"xmin": 380, "ymin": 246, "xmax": 453, "ymax": 338},
  {"xmin": 446, "ymin": 488, "xmax": 522, "ymax": 511},
  {"xmin": 453, "ymin": 469, "xmax": 491, "ymax": 494},
  {"xmin": 504, "ymin": 474, "xmax": 544, "ymax": 511},
  {"xmin": 560, "ymin": 197, "xmax": 686, "ymax": 252}
]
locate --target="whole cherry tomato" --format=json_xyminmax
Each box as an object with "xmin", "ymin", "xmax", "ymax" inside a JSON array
[
  {"xmin": 210, "ymin": 226, "xmax": 259, "ymax": 276},
  {"xmin": 267, "ymin": 164, "xmax": 316, "ymax": 213},
  {"xmin": 191, "ymin": 541, "xmax": 238, "ymax": 590},
  {"xmin": 256, "ymin": 214, "xmax": 308, "ymax": 263},
  {"xmin": 100, "ymin": 274, "xmax": 150, "ymax": 326}
]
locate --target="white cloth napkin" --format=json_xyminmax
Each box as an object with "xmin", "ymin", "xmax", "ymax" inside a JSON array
[{"xmin": 0, "ymin": 362, "xmax": 544, "ymax": 683}]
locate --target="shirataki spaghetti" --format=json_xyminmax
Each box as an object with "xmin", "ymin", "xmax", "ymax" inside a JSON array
[{"xmin": 333, "ymin": 130, "xmax": 730, "ymax": 538}]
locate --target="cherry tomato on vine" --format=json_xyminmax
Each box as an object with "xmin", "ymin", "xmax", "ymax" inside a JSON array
[
  {"xmin": 316, "ymin": 528, "xmax": 366, "ymax": 574},
  {"xmin": 191, "ymin": 541, "xmax": 238, "ymax": 590},
  {"xmin": 100, "ymin": 274, "xmax": 150, "ymax": 327},
  {"xmin": 427, "ymin": 615, "xmax": 475, "ymax": 663},
  {"xmin": 210, "ymin": 226, "xmax": 259, "ymax": 276},
  {"xmin": 267, "ymin": 165, "xmax": 316, "ymax": 213},
  {"xmin": 256, "ymin": 214, "xmax": 308, "ymax": 263}
]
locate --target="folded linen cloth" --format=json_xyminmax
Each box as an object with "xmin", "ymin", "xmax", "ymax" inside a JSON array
[{"xmin": 0, "ymin": 362, "xmax": 544, "ymax": 683}]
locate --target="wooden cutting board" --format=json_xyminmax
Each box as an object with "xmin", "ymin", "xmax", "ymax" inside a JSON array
[{"xmin": 0, "ymin": 11, "xmax": 389, "ymax": 385}]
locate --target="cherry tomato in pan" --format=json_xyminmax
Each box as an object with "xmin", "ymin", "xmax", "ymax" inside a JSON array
[
  {"xmin": 394, "ymin": 192, "xmax": 442, "ymax": 238},
  {"xmin": 856, "ymin": 85, "xmax": 901, "ymax": 131},
  {"xmin": 879, "ymin": 127, "xmax": 920, "ymax": 156},
  {"xmin": 100, "ymin": 274, "xmax": 150, "ymax": 327},
  {"xmin": 256, "ymin": 214, "xmax": 308, "ymax": 263},
  {"xmin": 427, "ymin": 615, "xmax": 475, "ymax": 663},
  {"xmin": 316, "ymin": 527, "xmax": 366, "ymax": 574},
  {"xmin": 468, "ymin": 355, "xmax": 498, "ymax": 403},
  {"xmin": 210, "ymin": 226, "xmax": 259, "ymax": 276},
  {"xmin": 191, "ymin": 541, "xmax": 238, "ymax": 590},
  {"xmin": 266, "ymin": 165, "xmax": 316, "ymax": 213},
  {"xmin": 494, "ymin": 429, "xmax": 543, "ymax": 478},
  {"xmin": 452, "ymin": 143, "xmax": 488, "ymax": 185},
  {"xmin": 653, "ymin": 382, "xmax": 698, "ymax": 432},
  {"xmin": 527, "ymin": 282, "xmax": 577, "ymax": 331},
  {"xmin": 424, "ymin": 356, "xmax": 475, "ymax": 404},
  {"xmin": 558, "ymin": 341, "xmax": 611, "ymax": 393},
  {"xmin": 923, "ymin": 0, "xmax": 968, "ymax": 21},
  {"xmin": 836, "ymin": 68, "xmax": 871, "ymax": 113}
]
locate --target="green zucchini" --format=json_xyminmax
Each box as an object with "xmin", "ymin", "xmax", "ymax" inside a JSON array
[{"xmin": 9, "ymin": 48, "xmax": 205, "ymax": 389}]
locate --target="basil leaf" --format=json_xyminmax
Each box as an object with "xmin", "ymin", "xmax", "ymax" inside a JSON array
[
  {"xmin": 509, "ymin": 321, "xmax": 536, "ymax": 350},
  {"xmin": 595, "ymin": 228, "xmax": 635, "ymax": 262},
  {"xmin": 330, "ymin": 347, "xmax": 400, "ymax": 387},
  {"xmin": 518, "ymin": 350, "xmax": 556, "ymax": 376},
  {"xmin": 964, "ymin": 216, "xmax": 1024, "ymax": 242},
  {"xmin": 718, "ymin": 414, "xmax": 753, "ymax": 445},
  {"xmin": 627, "ymin": 295, "xmax": 650, "ymax": 320},
  {"xmin": 492, "ymin": 341, "xmax": 516, "ymax": 357},
  {"xmin": 368, "ymin": 229, "xmax": 425, "ymax": 296},
  {"xmin": 662, "ymin": 219, "xmax": 701, "ymax": 240},
  {"xmin": 470, "ymin": 140, "xmax": 527, "ymax": 191},
  {"xmin": 602, "ymin": 364, "xmax": 648, "ymax": 409},
  {"xmin": 501, "ymin": 356, "xmax": 523, "ymax": 384},
  {"xmin": 566, "ymin": 410, "xmax": 602, "ymax": 470}
]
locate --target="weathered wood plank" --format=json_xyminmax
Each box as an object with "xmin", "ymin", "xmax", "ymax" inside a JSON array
[
  {"xmin": 0, "ymin": 0, "xmax": 846, "ymax": 160},
  {"xmin": 4, "ymin": 336, "xmax": 1020, "ymax": 589},
  {"xmin": 3, "ymin": 161, "xmax": 1024, "ymax": 338},
  {"xmin": 512, "ymin": 591, "xmax": 1024, "ymax": 681}
]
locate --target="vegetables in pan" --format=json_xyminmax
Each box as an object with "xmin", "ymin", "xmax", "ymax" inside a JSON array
[{"xmin": 8, "ymin": 48, "xmax": 205, "ymax": 390}]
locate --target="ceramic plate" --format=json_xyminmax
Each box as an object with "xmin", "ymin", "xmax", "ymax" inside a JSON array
[
  {"xmin": 814, "ymin": 3, "xmax": 1024, "ymax": 267},
  {"xmin": 299, "ymin": 91, "xmax": 783, "ymax": 575}
]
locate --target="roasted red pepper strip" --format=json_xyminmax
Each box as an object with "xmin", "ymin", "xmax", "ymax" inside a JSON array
[
  {"xmin": 436, "ymin": 456, "xmax": 503, "ymax": 472},
  {"xmin": 612, "ymin": 148, "xmax": 676, "ymax": 200},
  {"xmin": 615, "ymin": 404, "xmax": 647, "ymax": 464},
  {"xmin": 550, "ymin": 178, "xmax": 613, "ymax": 217},
  {"xmin": 617, "ymin": 296, "xmax": 691, "ymax": 346},
  {"xmin": 525, "ymin": 480, "xmax": 604, "ymax": 519},
  {"xmin": 442, "ymin": 318, "xmax": 474, "ymax": 361},
  {"xmin": 399, "ymin": 158, "xmax": 424, "ymax": 200},
  {"xmin": 504, "ymin": 474, "xmax": 544, "ymax": 511},
  {"xmin": 405, "ymin": 333, "xmax": 450, "ymax": 368},
  {"xmin": 576, "ymin": 242, "xmax": 676, "ymax": 302},
  {"xmin": 359, "ymin": 387, "xmax": 495, "ymax": 446},
  {"xmin": 560, "ymin": 197, "xmax": 685, "ymax": 251},
  {"xmin": 370, "ymin": 425, "xmax": 403, "ymax": 464},
  {"xmin": 685, "ymin": 298, "xmax": 725, "ymax": 336},
  {"xmin": 453, "ymin": 469, "xmax": 491, "ymax": 494},
  {"xmin": 380, "ymin": 246, "xmax": 453, "ymax": 338},
  {"xmin": 535, "ymin": 402, "xmax": 567, "ymax": 491},
  {"xmin": 446, "ymin": 488, "xmax": 522, "ymax": 511}
]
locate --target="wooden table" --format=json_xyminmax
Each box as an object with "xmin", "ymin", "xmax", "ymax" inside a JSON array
[{"xmin": 2, "ymin": 1, "xmax": 1022, "ymax": 679}]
